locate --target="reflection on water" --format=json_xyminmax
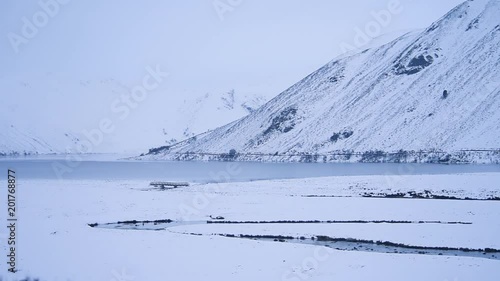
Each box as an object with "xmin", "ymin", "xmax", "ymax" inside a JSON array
[
  {"xmin": 92, "ymin": 220, "xmax": 500, "ymax": 261},
  {"xmin": 249, "ymin": 236, "xmax": 500, "ymax": 261}
]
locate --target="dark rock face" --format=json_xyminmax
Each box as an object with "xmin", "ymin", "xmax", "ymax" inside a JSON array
[
  {"xmin": 330, "ymin": 130, "xmax": 354, "ymax": 142},
  {"xmin": 394, "ymin": 54, "xmax": 435, "ymax": 75},
  {"xmin": 442, "ymin": 90, "xmax": 449, "ymax": 99},
  {"xmin": 408, "ymin": 55, "xmax": 434, "ymax": 68},
  {"xmin": 263, "ymin": 107, "xmax": 298, "ymax": 135}
]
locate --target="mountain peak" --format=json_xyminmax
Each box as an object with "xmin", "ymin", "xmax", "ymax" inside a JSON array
[{"xmin": 143, "ymin": 0, "xmax": 500, "ymax": 163}]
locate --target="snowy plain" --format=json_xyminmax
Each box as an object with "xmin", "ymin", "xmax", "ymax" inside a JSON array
[{"xmin": 0, "ymin": 160, "xmax": 499, "ymax": 281}]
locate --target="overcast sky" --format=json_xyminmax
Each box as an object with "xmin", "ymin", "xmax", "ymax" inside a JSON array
[{"xmin": 1, "ymin": 0, "xmax": 464, "ymax": 95}]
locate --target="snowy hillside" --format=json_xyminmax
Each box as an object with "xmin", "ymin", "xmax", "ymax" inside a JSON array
[
  {"xmin": 0, "ymin": 74, "xmax": 268, "ymax": 155},
  {"xmin": 144, "ymin": 0, "xmax": 500, "ymax": 163}
]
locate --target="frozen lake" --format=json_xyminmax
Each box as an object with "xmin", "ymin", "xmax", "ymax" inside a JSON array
[{"xmin": 1, "ymin": 155, "xmax": 499, "ymax": 182}]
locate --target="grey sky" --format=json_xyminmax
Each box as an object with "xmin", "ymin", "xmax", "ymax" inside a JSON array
[{"xmin": 1, "ymin": 0, "xmax": 464, "ymax": 95}]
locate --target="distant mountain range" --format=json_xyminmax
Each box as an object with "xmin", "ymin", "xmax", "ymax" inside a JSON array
[
  {"xmin": 0, "ymin": 74, "xmax": 268, "ymax": 156},
  {"xmin": 142, "ymin": 0, "xmax": 500, "ymax": 163}
]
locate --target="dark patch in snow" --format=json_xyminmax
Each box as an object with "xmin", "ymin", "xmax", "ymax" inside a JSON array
[
  {"xmin": 263, "ymin": 107, "xmax": 298, "ymax": 135},
  {"xmin": 394, "ymin": 54, "xmax": 435, "ymax": 75},
  {"xmin": 241, "ymin": 103, "xmax": 257, "ymax": 113},
  {"xmin": 442, "ymin": 90, "xmax": 449, "ymax": 99},
  {"xmin": 466, "ymin": 18, "xmax": 479, "ymax": 31},
  {"xmin": 221, "ymin": 89, "xmax": 235, "ymax": 110},
  {"xmin": 148, "ymin": 145, "xmax": 170, "ymax": 155},
  {"xmin": 330, "ymin": 130, "xmax": 354, "ymax": 142},
  {"xmin": 328, "ymin": 75, "xmax": 345, "ymax": 83}
]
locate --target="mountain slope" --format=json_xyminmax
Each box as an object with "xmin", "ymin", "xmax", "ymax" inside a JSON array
[{"xmin": 144, "ymin": 0, "xmax": 500, "ymax": 163}]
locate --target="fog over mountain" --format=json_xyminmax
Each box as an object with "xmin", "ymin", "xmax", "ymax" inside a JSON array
[{"xmin": 0, "ymin": 0, "xmax": 464, "ymax": 155}]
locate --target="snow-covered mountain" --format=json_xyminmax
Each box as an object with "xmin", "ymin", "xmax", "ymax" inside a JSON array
[
  {"xmin": 174, "ymin": 90, "xmax": 267, "ymax": 141},
  {"xmin": 143, "ymin": 0, "xmax": 500, "ymax": 163},
  {"xmin": 0, "ymin": 74, "xmax": 268, "ymax": 156}
]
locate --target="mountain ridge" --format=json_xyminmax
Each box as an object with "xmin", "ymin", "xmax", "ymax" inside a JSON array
[{"xmin": 142, "ymin": 0, "xmax": 500, "ymax": 163}]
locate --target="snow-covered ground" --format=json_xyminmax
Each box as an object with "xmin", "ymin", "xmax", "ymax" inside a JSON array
[{"xmin": 1, "ymin": 171, "xmax": 499, "ymax": 281}]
